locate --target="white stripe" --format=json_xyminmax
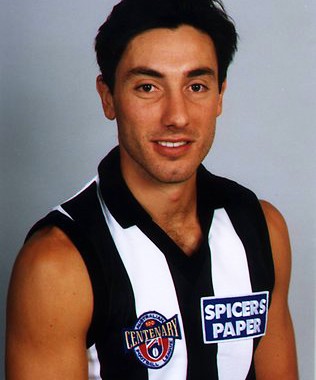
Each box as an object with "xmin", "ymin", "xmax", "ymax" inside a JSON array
[
  {"xmin": 87, "ymin": 345, "xmax": 101, "ymax": 380},
  {"xmin": 209, "ymin": 208, "xmax": 253, "ymax": 380},
  {"xmin": 98, "ymin": 192, "xmax": 187, "ymax": 380},
  {"xmin": 52, "ymin": 205, "xmax": 74, "ymax": 220}
]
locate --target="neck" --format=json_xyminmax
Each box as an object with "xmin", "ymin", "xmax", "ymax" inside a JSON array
[
  {"xmin": 121, "ymin": 164, "xmax": 202, "ymax": 256},
  {"xmin": 123, "ymin": 167, "xmax": 198, "ymax": 221}
]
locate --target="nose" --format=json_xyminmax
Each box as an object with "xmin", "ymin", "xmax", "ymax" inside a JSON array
[{"xmin": 161, "ymin": 90, "xmax": 189, "ymax": 129}]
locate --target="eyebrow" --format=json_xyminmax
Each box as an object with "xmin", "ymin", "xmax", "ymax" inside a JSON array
[
  {"xmin": 125, "ymin": 66, "xmax": 216, "ymax": 80},
  {"xmin": 126, "ymin": 67, "xmax": 164, "ymax": 79},
  {"xmin": 187, "ymin": 67, "xmax": 216, "ymax": 78}
]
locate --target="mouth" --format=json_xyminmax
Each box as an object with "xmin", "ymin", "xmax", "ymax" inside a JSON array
[
  {"xmin": 156, "ymin": 141, "xmax": 189, "ymax": 148},
  {"xmin": 153, "ymin": 140, "xmax": 192, "ymax": 159}
]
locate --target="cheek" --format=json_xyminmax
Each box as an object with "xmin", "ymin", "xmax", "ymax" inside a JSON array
[
  {"xmin": 115, "ymin": 106, "xmax": 149, "ymax": 147},
  {"xmin": 115, "ymin": 97, "xmax": 153, "ymax": 126},
  {"xmin": 119, "ymin": 110, "xmax": 162, "ymax": 143},
  {"xmin": 196, "ymin": 106, "xmax": 218, "ymax": 130}
]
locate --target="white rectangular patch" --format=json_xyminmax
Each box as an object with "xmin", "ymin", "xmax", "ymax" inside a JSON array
[{"xmin": 201, "ymin": 292, "xmax": 269, "ymax": 344}]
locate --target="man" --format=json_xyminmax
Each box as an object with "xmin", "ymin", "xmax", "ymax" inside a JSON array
[{"xmin": 6, "ymin": 0, "xmax": 298, "ymax": 379}]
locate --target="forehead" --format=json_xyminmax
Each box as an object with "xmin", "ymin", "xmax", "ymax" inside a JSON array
[{"xmin": 117, "ymin": 25, "xmax": 218, "ymax": 76}]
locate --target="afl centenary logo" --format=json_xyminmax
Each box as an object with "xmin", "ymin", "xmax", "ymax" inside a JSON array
[{"xmin": 124, "ymin": 311, "xmax": 182, "ymax": 369}]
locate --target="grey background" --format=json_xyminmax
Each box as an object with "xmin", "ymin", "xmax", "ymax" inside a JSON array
[{"xmin": 1, "ymin": 0, "xmax": 315, "ymax": 378}]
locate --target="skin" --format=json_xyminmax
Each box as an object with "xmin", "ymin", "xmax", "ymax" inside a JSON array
[{"xmin": 6, "ymin": 25, "xmax": 298, "ymax": 379}]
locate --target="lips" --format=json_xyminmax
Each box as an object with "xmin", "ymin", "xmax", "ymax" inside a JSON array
[
  {"xmin": 153, "ymin": 139, "xmax": 192, "ymax": 159},
  {"xmin": 157, "ymin": 141, "xmax": 188, "ymax": 148}
]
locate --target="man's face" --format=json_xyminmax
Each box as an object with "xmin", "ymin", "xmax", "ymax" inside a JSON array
[{"xmin": 98, "ymin": 25, "xmax": 226, "ymax": 186}]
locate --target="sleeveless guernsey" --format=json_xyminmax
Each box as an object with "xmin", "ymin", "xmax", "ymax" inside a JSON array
[{"xmin": 27, "ymin": 147, "xmax": 274, "ymax": 380}]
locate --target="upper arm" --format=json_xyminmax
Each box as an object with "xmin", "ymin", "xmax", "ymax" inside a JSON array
[
  {"xmin": 6, "ymin": 227, "xmax": 94, "ymax": 379},
  {"xmin": 254, "ymin": 200, "xmax": 298, "ymax": 379}
]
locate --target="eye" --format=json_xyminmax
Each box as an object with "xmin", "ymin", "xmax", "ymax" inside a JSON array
[
  {"xmin": 190, "ymin": 83, "xmax": 207, "ymax": 92},
  {"xmin": 136, "ymin": 84, "xmax": 155, "ymax": 92}
]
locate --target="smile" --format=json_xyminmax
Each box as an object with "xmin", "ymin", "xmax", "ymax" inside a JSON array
[{"xmin": 157, "ymin": 141, "xmax": 188, "ymax": 148}]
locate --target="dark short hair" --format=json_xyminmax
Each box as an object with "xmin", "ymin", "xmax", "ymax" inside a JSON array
[{"xmin": 95, "ymin": 0, "xmax": 237, "ymax": 92}]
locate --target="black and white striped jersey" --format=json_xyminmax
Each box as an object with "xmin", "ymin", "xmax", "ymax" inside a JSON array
[{"xmin": 28, "ymin": 147, "xmax": 274, "ymax": 380}]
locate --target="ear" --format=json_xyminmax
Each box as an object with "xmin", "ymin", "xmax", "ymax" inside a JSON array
[
  {"xmin": 96, "ymin": 75, "xmax": 116, "ymax": 120},
  {"xmin": 216, "ymin": 79, "xmax": 227, "ymax": 117}
]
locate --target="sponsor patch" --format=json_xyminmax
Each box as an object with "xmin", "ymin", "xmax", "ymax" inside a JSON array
[
  {"xmin": 124, "ymin": 311, "xmax": 182, "ymax": 369},
  {"xmin": 201, "ymin": 291, "xmax": 269, "ymax": 344}
]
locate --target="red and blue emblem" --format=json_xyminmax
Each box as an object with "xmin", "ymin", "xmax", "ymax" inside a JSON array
[{"xmin": 124, "ymin": 311, "xmax": 182, "ymax": 369}]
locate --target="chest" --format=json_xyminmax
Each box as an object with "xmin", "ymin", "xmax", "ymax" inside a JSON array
[
  {"xmin": 158, "ymin": 219, "xmax": 203, "ymax": 256},
  {"xmin": 93, "ymin": 206, "xmax": 270, "ymax": 379}
]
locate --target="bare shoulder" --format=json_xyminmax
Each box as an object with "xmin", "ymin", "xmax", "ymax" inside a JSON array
[
  {"xmin": 9, "ymin": 226, "xmax": 92, "ymax": 300},
  {"xmin": 6, "ymin": 226, "xmax": 93, "ymax": 378},
  {"xmin": 259, "ymin": 199, "xmax": 292, "ymax": 284},
  {"xmin": 8, "ymin": 226, "xmax": 93, "ymax": 323},
  {"xmin": 260, "ymin": 199, "xmax": 288, "ymax": 233},
  {"xmin": 13, "ymin": 226, "xmax": 88, "ymax": 276}
]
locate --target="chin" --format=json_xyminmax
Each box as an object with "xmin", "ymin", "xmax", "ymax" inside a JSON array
[{"xmin": 154, "ymin": 168, "xmax": 196, "ymax": 185}]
